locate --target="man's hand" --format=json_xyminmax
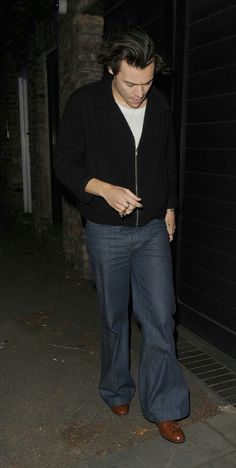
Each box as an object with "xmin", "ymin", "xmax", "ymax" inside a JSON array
[
  {"xmin": 85, "ymin": 178, "xmax": 142, "ymax": 216},
  {"xmin": 101, "ymin": 184, "xmax": 142, "ymax": 216},
  {"xmin": 165, "ymin": 209, "xmax": 176, "ymax": 242}
]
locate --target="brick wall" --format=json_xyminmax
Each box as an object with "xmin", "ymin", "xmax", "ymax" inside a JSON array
[
  {"xmin": 0, "ymin": 55, "xmax": 23, "ymax": 221},
  {"xmin": 28, "ymin": 21, "xmax": 54, "ymax": 233},
  {"xmin": 0, "ymin": 18, "xmax": 56, "ymax": 230},
  {"xmin": 0, "ymin": 1, "xmax": 104, "ymax": 278},
  {"xmin": 58, "ymin": 6, "xmax": 104, "ymax": 278}
]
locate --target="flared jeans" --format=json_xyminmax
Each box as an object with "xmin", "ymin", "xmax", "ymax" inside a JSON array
[{"xmin": 85, "ymin": 218, "xmax": 189, "ymax": 422}]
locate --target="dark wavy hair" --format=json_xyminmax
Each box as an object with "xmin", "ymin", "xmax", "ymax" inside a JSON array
[{"xmin": 97, "ymin": 27, "xmax": 166, "ymax": 75}]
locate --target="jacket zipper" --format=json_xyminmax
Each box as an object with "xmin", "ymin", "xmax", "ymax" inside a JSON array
[{"xmin": 134, "ymin": 146, "xmax": 139, "ymax": 226}]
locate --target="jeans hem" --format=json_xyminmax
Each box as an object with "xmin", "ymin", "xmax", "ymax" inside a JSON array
[{"xmin": 142, "ymin": 408, "xmax": 190, "ymax": 423}]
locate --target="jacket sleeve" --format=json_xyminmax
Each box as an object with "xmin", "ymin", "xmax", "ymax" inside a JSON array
[
  {"xmin": 166, "ymin": 114, "xmax": 178, "ymax": 209},
  {"xmin": 54, "ymin": 92, "xmax": 94, "ymax": 204}
]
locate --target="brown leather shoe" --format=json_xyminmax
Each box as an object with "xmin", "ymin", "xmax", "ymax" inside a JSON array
[
  {"xmin": 156, "ymin": 420, "xmax": 185, "ymax": 443},
  {"xmin": 110, "ymin": 403, "xmax": 129, "ymax": 416}
]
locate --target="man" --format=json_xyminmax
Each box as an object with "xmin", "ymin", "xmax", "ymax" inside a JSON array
[{"xmin": 55, "ymin": 27, "xmax": 189, "ymax": 443}]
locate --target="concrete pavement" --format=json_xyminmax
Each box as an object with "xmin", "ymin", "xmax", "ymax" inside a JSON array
[{"xmin": 0, "ymin": 221, "xmax": 236, "ymax": 467}]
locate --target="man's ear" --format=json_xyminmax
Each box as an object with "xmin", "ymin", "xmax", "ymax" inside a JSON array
[{"xmin": 108, "ymin": 66, "xmax": 114, "ymax": 75}]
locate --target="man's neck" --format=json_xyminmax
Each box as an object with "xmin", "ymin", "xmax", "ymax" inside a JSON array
[{"xmin": 111, "ymin": 81, "xmax": 147, "ymax": 109}]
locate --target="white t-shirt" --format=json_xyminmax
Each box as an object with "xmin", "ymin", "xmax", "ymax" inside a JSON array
[{"xmin": 117, "ymin": 103, "xmax": 146, "ymax": 148}]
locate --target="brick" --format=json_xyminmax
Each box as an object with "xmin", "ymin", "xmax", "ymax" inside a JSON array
[{"xmin": 0, "ymin": 0, "xmax": 104, "ymax": 278}]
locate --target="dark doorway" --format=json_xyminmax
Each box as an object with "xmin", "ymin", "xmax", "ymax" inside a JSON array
[
  {"xmin": 103, "ymin": 0, "xmax": 186, "ymax": 277},
  {"xmin": 103, "ymin": 0, "xmax": 186, "ymax": 147},
  {"xmin": 47, "ymin": 48, "xmax": 62, "ymax": 225},
  {"xmin": 104, "ymin": 0, "xmax": 174, "ymax": 102}
]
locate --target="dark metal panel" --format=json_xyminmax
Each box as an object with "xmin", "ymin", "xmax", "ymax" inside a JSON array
[
  {"xmin": 189, "ymin": 0, "xmax": 236, "ymax": 23},
  {"xmin": 189, "ymin": 6, "xmax": 236, "ymax": 48},
  {"xmin": 187, "ymin": 64, "xmax": 236, "ymax": 99},
  {"xmin": 188, "ymin": 36, "xmax": 236, "ymax": 74},
  {"xmin": 179, "ymin": 282, "xmax": 236, "ymax": 330},
  {"xmin": 185, "ymin": 149, "xmax": 236, "ymax": 176},
  {"xmin": 185, "ymin": 122, "xmax": 236, "ymax": 148},
  {"xmin": 182, "ymin": 196, "xmax": 236, "ymax": 230},
  {"xmin": 178, "ymin": 303, "xmax": 236, "ymax": 359},
  {"xmin": 180, "ymin": 240, "xmax": 236, "ymax": 282},
  {"xmin": 187, "ymin": 95, "xmax": 236, "ymax": 123},
  {"xmin": 179, "ymin": 262, "xmax": 235, "ymax": 308},
  {"xmin": 180, "ymin": 218, "xmax": 236, "ymax": 257},
  {"xmin": 183, "ymin": 172, "xmax": 236, "ymax": 204}
]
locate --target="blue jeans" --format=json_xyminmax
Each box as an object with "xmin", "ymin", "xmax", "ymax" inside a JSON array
[{"xmin": 85, "ymin": 219, "xmax": 189, "ymax": 422}]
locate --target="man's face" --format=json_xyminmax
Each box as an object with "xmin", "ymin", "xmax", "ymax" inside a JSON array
[{"xmin": 109, "ymin": 60, "xmax": 155, "ymax": 109}]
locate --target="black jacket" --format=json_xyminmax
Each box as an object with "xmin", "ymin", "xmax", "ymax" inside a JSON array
[{"xmin": 55, "ymin": 74, "xmax": 177, "ymax": 226}]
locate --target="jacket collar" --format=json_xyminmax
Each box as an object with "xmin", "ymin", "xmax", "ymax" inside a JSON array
[{"xmin": 94, "ymin": 73, "xmax": 170, "ymax": 114}]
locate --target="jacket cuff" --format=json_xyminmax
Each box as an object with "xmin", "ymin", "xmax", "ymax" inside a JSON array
[{"xmin": 79, "ymin": 176, "xmax": 95, "ymax": 205}]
